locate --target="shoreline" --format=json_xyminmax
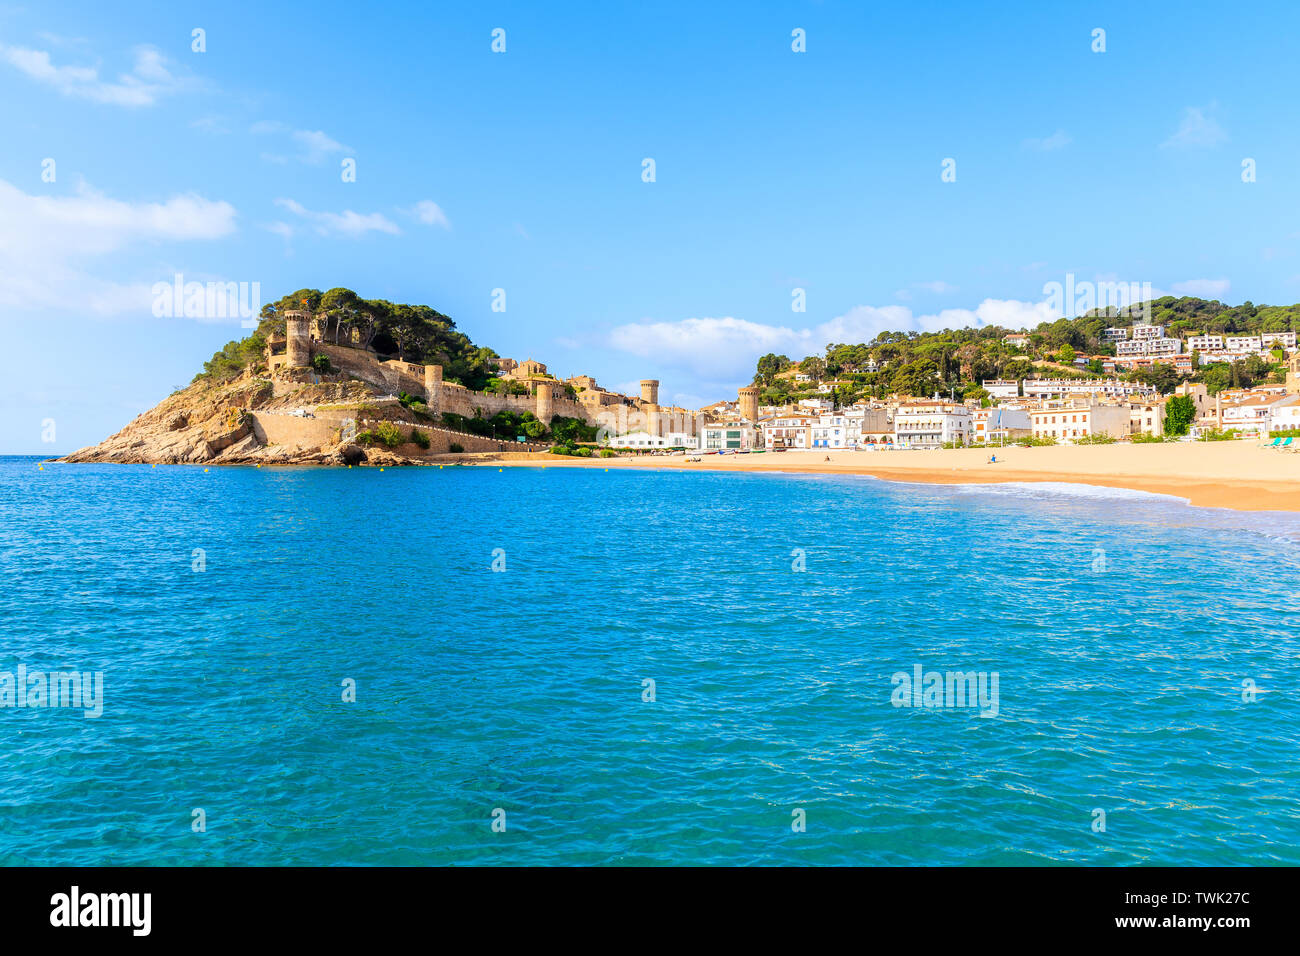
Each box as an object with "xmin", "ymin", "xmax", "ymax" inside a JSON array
[
  {"xmin": 37, "ymin": 441, "xmax": 1300, "ymax": 513},
  {"xmin": 504, "ymin": 442, "xmax": 1300, "ymax": 513}
]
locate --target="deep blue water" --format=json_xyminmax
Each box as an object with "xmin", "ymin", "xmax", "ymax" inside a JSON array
[{"xmin": 2, "ymin": 454, "xmax": 1297, "ymax": 865}]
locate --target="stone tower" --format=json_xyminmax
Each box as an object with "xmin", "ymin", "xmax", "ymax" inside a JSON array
[
  {"xmin": 424, "ymin": 364, "xmax": 444, "ymax": 413},
  {"xmin": 535, "ymin": 381, "xmax": 554, "ymax": 423},
  {"xmin": 284, "ymin": 310, "xmax": 312, "ymax": 368},
  {"xmin": 1287, "ymin": 353, "xmax": 1300, "ymax": 395},
  {"xmin": 739, "ymin": 385, "xmax": 760, "ymax": 423},
  {"xmin": 640, "ymin": 379, "xmax": 659, "ymax": 405}
]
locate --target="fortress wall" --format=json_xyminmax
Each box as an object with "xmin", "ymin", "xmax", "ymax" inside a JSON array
[
  {"xmin": 252, "ymin": 411, "xmax": 548, "ymax": 456},
  {"xmin": 251, "ymin": 412, "xmax": 340, "ymax": 448},
  {"xmin": 437, "ymin": 384, "xmax": 591, "ymax": 423},
  {"xmin": 317, "ymin": 344, "xmax": 427, "ymax": 398},
  {"xmin": 355, "ymin": 421, "xmax": 550, "ymax": 456},
  {"xmin": 315, "ymin": 342, "xmax": 605, "ymax": 425}
]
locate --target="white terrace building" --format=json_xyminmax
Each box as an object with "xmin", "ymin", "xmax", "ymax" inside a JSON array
[
  {"xmin": 893, "ymin": 401, "xmax": 972, "ymax": 449},
  {"xmin": 761, "ymin": 414, "xmax": 815, "ymax": 450}
]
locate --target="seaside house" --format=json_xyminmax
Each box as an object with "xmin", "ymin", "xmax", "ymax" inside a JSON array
[
  {"xmin": 1127, "ymin": 399, "xmax": 1166, "ymax": 436},
  {"xmin": 971, "ymin": 406, "xmax": 1032, "ymax": 444},
  {"xmin": 811, "ymin": 413, "xmax": 850, "ymax": 449},
  {"xmin": 762, "ymin": 414, "xmax": 815, "ymax": 450},
  {"xmin": 1216, "ymin": 392, "xmax": 1288, "ymax": 437},
  {"xmin": 1268, "ymin": 395, "xmax": 1300, "ymax": 434},
  {"xmin": 1028, "ymin": 400, "xmax": 1129, "ymax": 442}
]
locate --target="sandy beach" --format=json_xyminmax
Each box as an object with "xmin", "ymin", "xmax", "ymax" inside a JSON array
[{"xmin": 504, "ymin": 441, "xmax": 1300, "ymax": 512}]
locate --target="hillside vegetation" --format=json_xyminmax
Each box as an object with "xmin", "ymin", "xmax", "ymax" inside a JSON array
[
  {"xmin": 753, "ymin": 296, "xmax": 1294, "ymax": 403},
  {"xmin": 195, "ymin": 287, "xmax": 500, "ymax": 390}
]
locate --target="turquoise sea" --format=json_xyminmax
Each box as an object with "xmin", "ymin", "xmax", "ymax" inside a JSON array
[{"xmin": 1, "ymin": 454, "xmax": 1297, "ymax": 865}]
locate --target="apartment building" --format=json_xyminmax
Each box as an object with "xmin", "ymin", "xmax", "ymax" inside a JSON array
[
  {"xmin": 811, "ymin": 413, "xmax": 851, "ymax": 449},
  {"xmin": 1019, "ymin": 378, "xmax": 1158, "ymax": 401},
  {"xmin": 893, "ymin": 401, "xmax": 972, "ymax": 448},
  {"xmin": 1187, "ymin": 334, "xmax": 1224, "ymax": 352},
  {"xmin": 1116, "ymin": 335, "xmax": 1182, "ymax": 357},
  {"xmin": 762, "ymin": 414, "xmax": 815, "ymax": 450},
  {"xmin": 701, "ymin": 421, "xmax": 759, "ymax": 451}
]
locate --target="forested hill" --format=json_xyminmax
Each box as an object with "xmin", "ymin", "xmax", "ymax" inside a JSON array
[
  {"xmin": 195, "ymin": 287, "xmax": 501, "ymax": 391},
  {"xmin": 751, "ymin": 296, "xmax": 1300, "ymax": 402}
]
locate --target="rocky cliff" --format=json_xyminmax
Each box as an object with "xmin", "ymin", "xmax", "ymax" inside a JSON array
[{"xmin": 59, "ymin": 369, "xmax": 425, "ymax": 467}]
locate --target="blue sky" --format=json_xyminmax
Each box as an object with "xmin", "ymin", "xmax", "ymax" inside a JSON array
[{"xmin": 3, "ymin": 0, "xmax": 1299, "ymax": 453}]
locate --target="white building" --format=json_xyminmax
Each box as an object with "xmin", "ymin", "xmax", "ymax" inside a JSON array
[
  {"xmin": 1224, "ymin": 335, "xmax": 1263, "ymax": 352},
  {"xmin": 1019, "ymin": 378, "xmax": 1157, "ymax": 401},
  {"xmin": 1268, "ymin": 394, "xmax": 1300, "ymax": 433},
  {"xmin": 762, "ymin": 414, "xmax": 815, "ymax": 450},
  {"xmin": 1262, "ymin": 331, "xmax": 1297, "ymax": 350},
  {"xmin": 893, "ymin": 401, "xmax": 972, "ymax": 448},
  {"xmin": 981, "ymin": 379, "xmax": 1021, "ymax": 399},
  {"xmin": 1219, "ymin": 393, "xmax": 1290, "ymax": 437},
  {"xmin": 971, "ymin": 406, "xmax": 1032, "ymax": 444},
  {"xmin": 1187, "ymin": 334, "xmax": 1224, "ymax": 352},
  {"xmin": 607, "ymin": 430, "xmax": 698, "ymax": 450},
  {"xmin": 1103, "ymin": 327, "xmax": 1130, "ymax": 342},
  {"xmin": 811, "ymin": 413, "xmax": 850, "ymax": 449},
  {"xmin": 700, "ymin": 421, "xmax": 758, "ymax": 451},
  {"xmin": 1116, "ymin": 335, "xmax": 1182, "ymax": 357}
]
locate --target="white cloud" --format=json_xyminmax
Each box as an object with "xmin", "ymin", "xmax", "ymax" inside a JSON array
[
  {"xmin": 273, "ymin": 198, "xmax": 401, "ymax": 238},
  {"xmin": 0, "ymin": 43, "xmax": 190, "ymax": 107},
  {"xmin": 914, "ymin": 280, "xmax": 958, "ymax": 294},
  {"xmin": 607, "ymin": 298, "xmax": 1057, "ymax": 383},
  {"xmin": 1023, "ymin": 129, "xmax": 1071, "ymax": 151},
  {"xmin": 0, "ymin": 178, "xmax": 238, "ymax": 317},
  {"xmin": 1161, "ymin": 105, "xmax": 1227, "ymax": 149},
  {"xmin": 252, "ymin": 122, "xmax": 350, "ymax": 163},
  {"xmin": 292, "ymin": 129, "xmax": 346, "ymax": 162},
  {"xmin": 409, "ymin": 200, "xmax": 451, "ymax": 229},
  {"xmin": 1171, "ymin": 278, "xmax": 1230, "ymax": 297}
]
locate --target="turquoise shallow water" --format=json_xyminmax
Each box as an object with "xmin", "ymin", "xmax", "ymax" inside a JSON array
[{"xmin": 1, "ymin": 455, "xmax": 1297, "ymax": 865}]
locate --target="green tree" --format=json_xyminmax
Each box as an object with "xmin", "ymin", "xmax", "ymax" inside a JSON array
[{"xmin": 1164, "ymin": 394, "xmax": 1196, "ymax": 436}]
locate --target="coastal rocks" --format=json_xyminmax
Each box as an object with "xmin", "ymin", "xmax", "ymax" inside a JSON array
[
  {"xmin": 332, "ymin": 442, "xmax": 366, "ymax": 466},
  {"xmin": 58, "ymin": 369, "xmax": 439, "ymax": 467}
]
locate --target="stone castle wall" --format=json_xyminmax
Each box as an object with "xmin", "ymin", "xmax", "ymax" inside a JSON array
[
  {"xmin": 315, "ymin": 342, "xmax": 598, "ymax": 424},
  {"xmin": 250, "ymin": 410, "xmax": 548, "ymax": 457}
]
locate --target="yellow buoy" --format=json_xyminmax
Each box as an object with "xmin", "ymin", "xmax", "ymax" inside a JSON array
[{"xmin": 203, "ymin": 468, "xmax": 209, "ymax": 473}]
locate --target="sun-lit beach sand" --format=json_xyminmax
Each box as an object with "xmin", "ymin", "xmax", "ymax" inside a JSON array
[{"xmin": 505, "ymin": 441, "xmax": 1300, "ymax": 512}]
